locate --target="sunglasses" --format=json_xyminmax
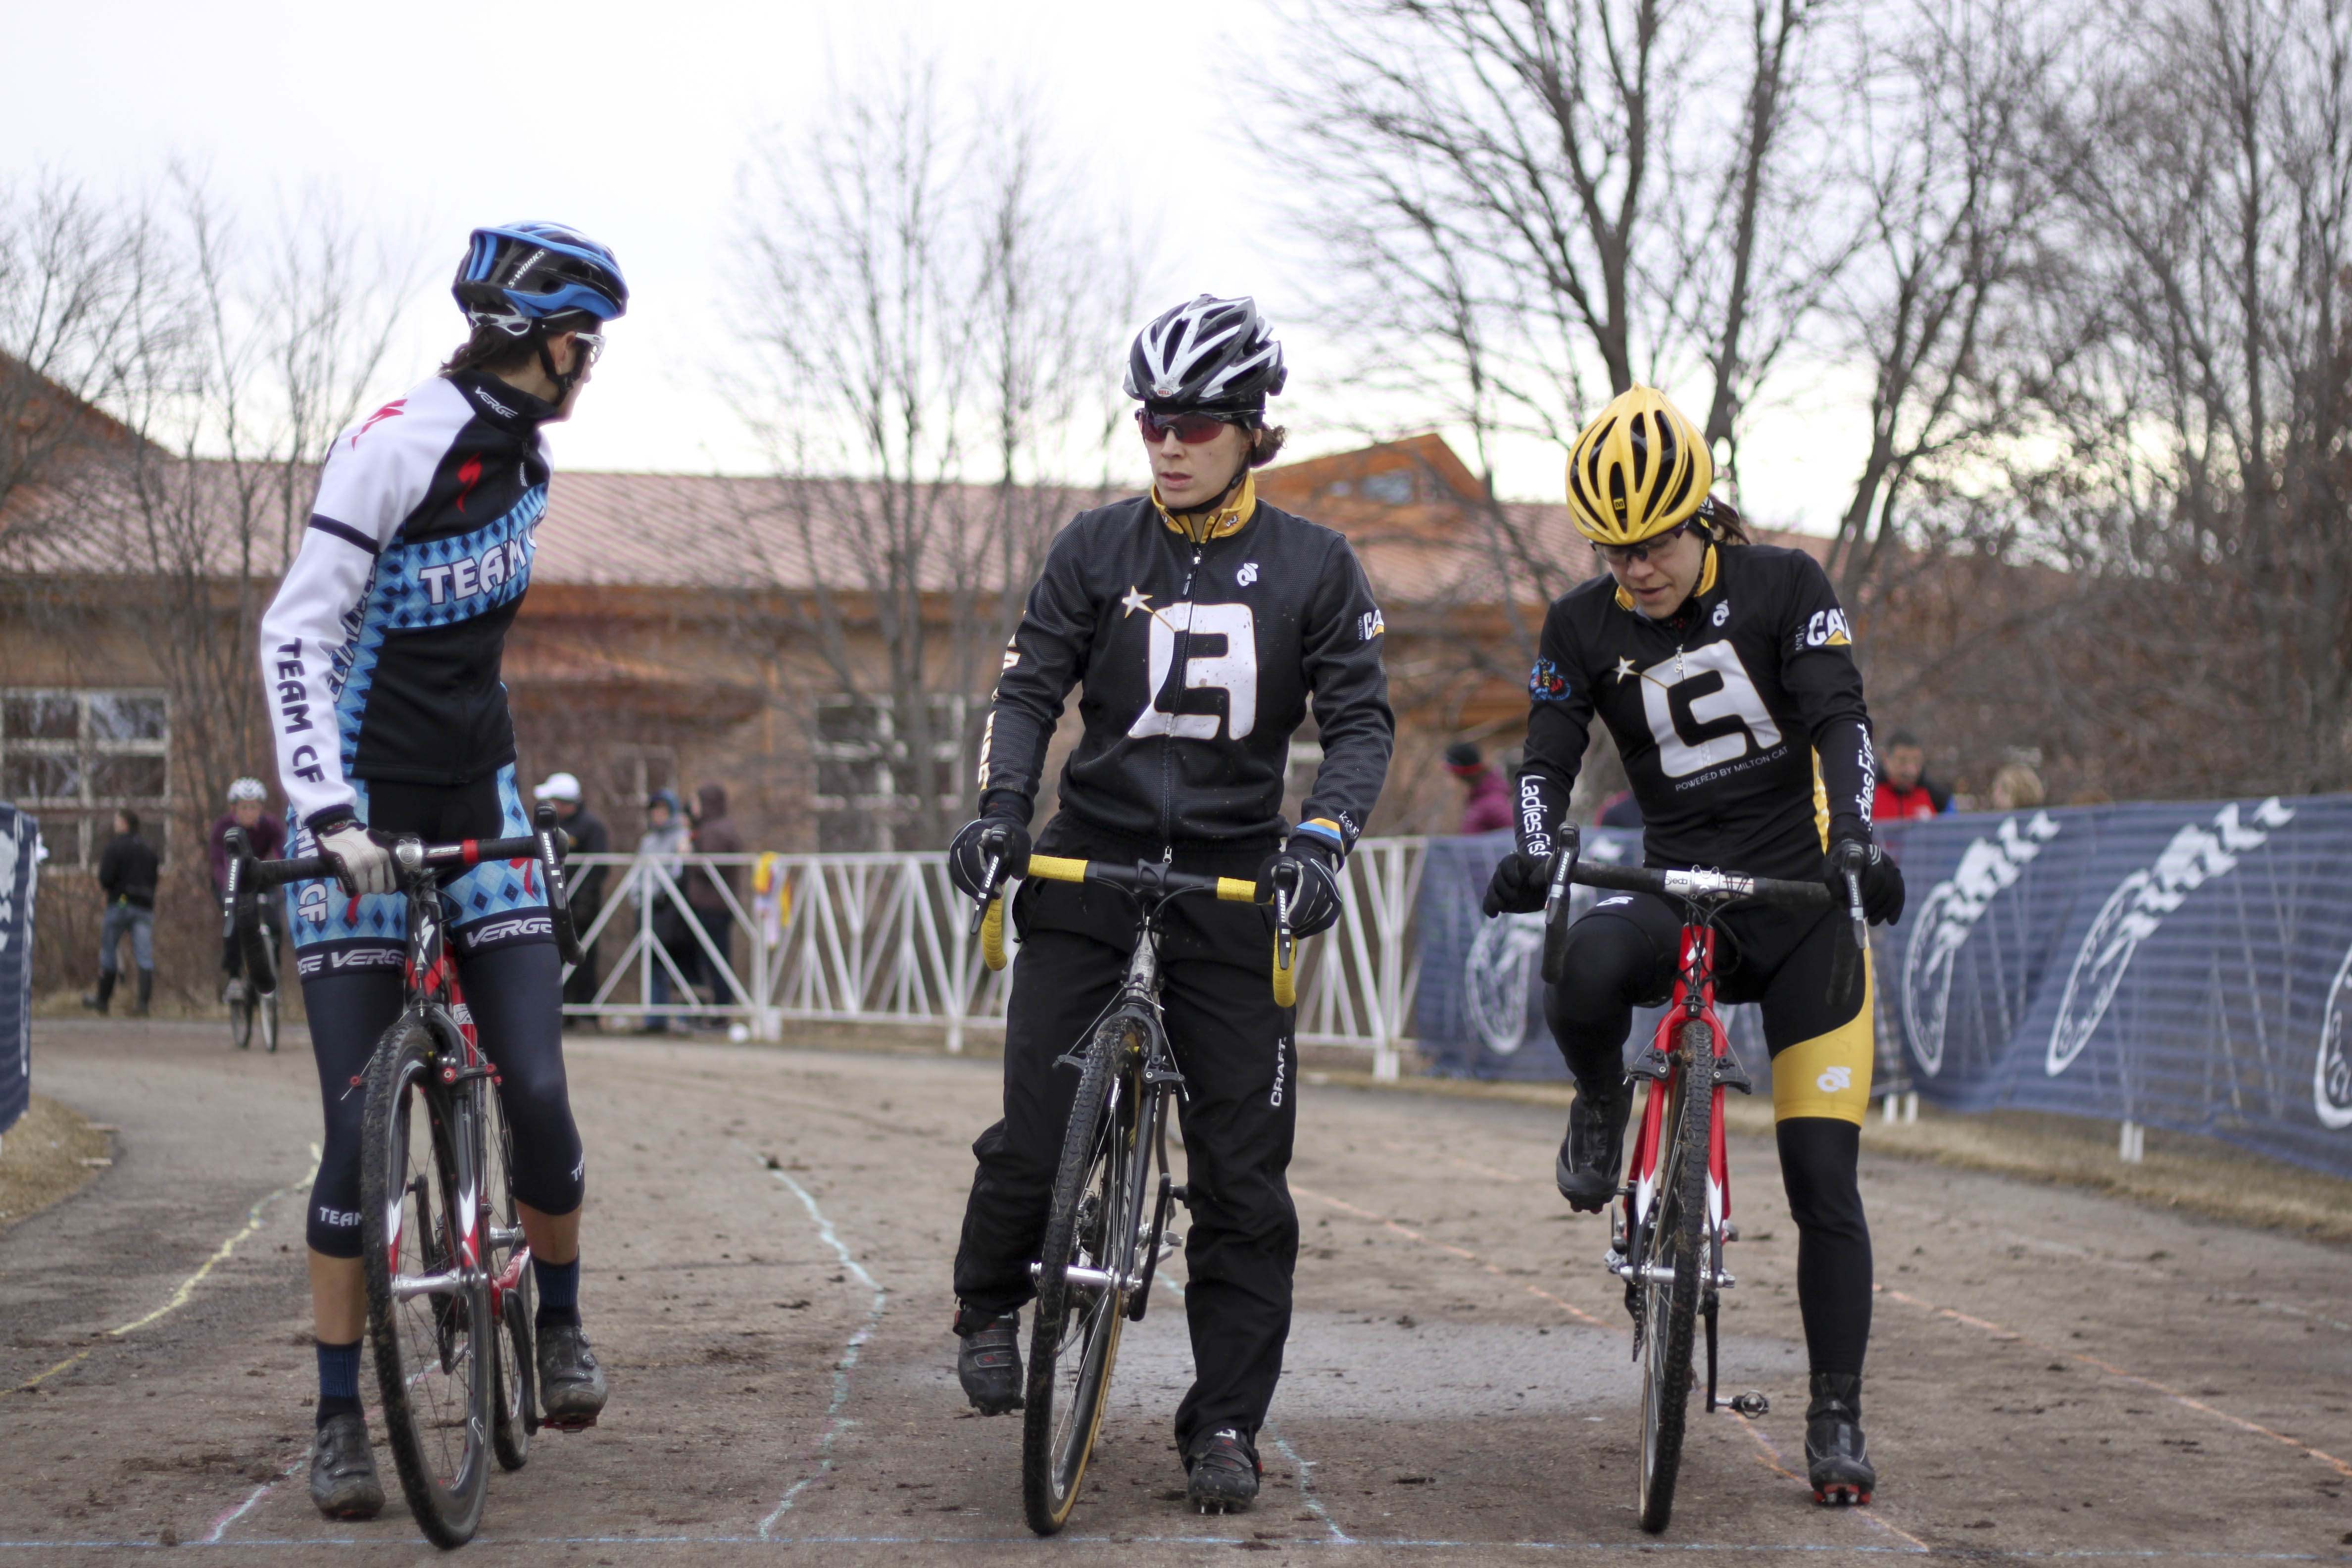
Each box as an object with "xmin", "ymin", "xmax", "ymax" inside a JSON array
[
  {"xmin": 1135, "ymin": 408, "xmax": 1242, "ymax": 444},
  {"xmin": 1596, "ymin": 521, "xmax": 1695, "ymax": 566},
  {"xmin": 571, "ymin": 331, "xmax": 606, "ymax": 368}
]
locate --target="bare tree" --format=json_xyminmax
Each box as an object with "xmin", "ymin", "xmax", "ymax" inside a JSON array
[{"xmin": 733, "ymin": 56, "xmax": 1135, "ymax": 849}]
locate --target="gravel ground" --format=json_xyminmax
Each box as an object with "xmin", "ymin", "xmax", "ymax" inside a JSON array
[{"xmin": 2, "ymin": 1017, "xmax": 2348, "ymax": 1565}]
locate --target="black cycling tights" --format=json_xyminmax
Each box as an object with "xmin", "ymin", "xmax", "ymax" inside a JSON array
[
  {"xmin": 1543, "ymin": 898, "xmax": 1872, "ymax": 1376},
  {"xmin": 301, "ymin": 941, "xmax": 584, "ymax": 1258}
]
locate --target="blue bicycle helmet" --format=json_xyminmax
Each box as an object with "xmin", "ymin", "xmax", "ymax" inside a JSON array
[{"xmin": 452, "ymin": 222, "xmax": 629, "ymax": 337}]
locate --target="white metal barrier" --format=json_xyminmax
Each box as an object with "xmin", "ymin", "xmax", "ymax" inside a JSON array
[{"xmin": 559, "ymin": 839, "xmax": 1428, "ymax": 1075}]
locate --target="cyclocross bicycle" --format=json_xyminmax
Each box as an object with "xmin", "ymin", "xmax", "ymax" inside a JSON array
[
  {"xmin": 966, "ymin": 834, "xmax": 1299, "ymax": 1536},
  {"xmin": 218, "ymin": 888, "xmax": 280, "ymax": 1053},
  {"xmin": 1537, "ymin": 826, "xmax": 1863, "ymax": 1533},
  {"xmin": 224, "ymin": 806, "xmax": 587, "ymax": 1548}
]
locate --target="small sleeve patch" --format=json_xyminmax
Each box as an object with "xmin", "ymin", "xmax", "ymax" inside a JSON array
[{"xmin": 1528, "ymin": 658, "xmax": 1570, "ymax": 701}]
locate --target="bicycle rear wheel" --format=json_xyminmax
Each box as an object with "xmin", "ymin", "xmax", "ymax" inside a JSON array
[
  {"xmin": 227, "ymin": 987, "xmax": 253, "ymax": 1051},
  {"xmin": 1022, "ymin": 1014, "xmax": 1146, "ymax": 1536},
  {"xmin": 1637, "ymin": 1019, "xmax": 1713, "ymax": 1534},
  {"xmin": 360, "ymin": 1016, "xmax": 492, "ymax": 1547},
  {"xmin": 481, "ymin": 1080, "xmax": 536, "ymax": 1471}
]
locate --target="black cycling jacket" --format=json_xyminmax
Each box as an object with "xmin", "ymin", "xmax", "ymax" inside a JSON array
[
  {"xmin": 1517, "ymin": 541, "xmax": 1877, "ymax": 880},
  {"xmin": 977, "ymin": 482, "xmax": 1394, "ymax": 853}
]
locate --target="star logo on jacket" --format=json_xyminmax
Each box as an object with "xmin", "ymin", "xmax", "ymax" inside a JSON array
[
  {"xmin": 1120, "ymin": 586, "xmax": 1153, "ymax": 617},
  {"xmin": 1237, "ymin": 562, "xmax": 1259, "ymax": 587},
  {"xmin": 1613, "ymin": 655, "xmax": 1638, "ymax": 684}
]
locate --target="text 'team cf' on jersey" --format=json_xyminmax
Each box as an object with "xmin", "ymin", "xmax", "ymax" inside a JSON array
[
  {"xmin": 259, "ymin": 371, "xmax": 558, "ymax": 832},
  {"xmin": 1517, "ymin": 542, "xmax": 1877, "ymax": 881},
  {"xmin": 977, "ymin": 484, "xmax": 1395, "ymax": 852}
]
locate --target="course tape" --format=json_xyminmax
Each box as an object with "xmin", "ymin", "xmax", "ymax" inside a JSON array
[
  {"xmin": 751, "ymin": 1151, "xmax": 888, "ymax": 1538},
  {"xmin": 1881, "ymin": 1284, "xmax": 2352, "ymax": 1480},
  {"xmin": 7, "ymin": 1144, "xmax": 321, "ymax": 1396}
]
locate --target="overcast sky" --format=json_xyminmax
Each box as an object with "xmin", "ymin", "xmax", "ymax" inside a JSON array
[{"xmin": 4, "ymin": 0, "xmax": 1862, "ymax": 529}]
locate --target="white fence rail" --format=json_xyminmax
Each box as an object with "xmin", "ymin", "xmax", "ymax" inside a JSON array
[{"xmin": 560, "ymin": 838, "xmax": 1428, "ymax": 1077}]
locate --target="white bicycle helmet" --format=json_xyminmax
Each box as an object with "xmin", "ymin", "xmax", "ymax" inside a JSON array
[
  {"xmin": 1124, "ymin": 295, "xmax": 1286, "ymax": 415},
  {"xmin": 227, "ymin": 777, "xmax": 268, "ymax": 803}
]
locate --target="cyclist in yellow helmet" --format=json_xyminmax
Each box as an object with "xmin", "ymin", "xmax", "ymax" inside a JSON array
[{"xmin": 1485, "ymin": 385, "xmax": 1905, "ymax": 1505}]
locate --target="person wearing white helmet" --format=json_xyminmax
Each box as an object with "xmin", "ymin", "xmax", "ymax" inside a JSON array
[
  {"xmin": 208, "ymin": 778, "xmax": 287, "ymax": 993},
  {"xmin": 946, "ymin": 294, "xmax": 1394, "ymax": 1514},
  {"xmin": 534, "ymin": 772, "xmax": 609, "ymax": 1015},
  {"xmin": 256, "ymin": 222, "xmax": 627, "ymax": 1519}
]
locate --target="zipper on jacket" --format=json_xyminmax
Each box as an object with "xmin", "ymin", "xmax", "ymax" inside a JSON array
[{"xmin": 1159, "ymin": 538, "xmax": 1205, "ymax": 855}]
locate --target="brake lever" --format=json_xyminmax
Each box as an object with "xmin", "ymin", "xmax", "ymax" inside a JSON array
[
  {"xmin": 1843, "ymin": 866, "xmax": 1868, "ymax": 951},
  {"xmin": 1274, "ymin": 864, "xmax": 1296, "ymax": 973},
  {"xmin": 966, "ymin": 847, "xmax": 1005, "ymax": 937},
  {"xmin": 1540, "ymin": 826, "xmax": 1580, "ymax": 986}
]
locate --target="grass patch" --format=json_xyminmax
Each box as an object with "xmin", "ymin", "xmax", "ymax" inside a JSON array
[{"xmin": 0, "ymin": 1094, "xmax": 112, "ymax": 1232}]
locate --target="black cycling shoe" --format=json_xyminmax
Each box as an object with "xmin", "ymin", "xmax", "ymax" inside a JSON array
[
  {"xmin": 1805, "ymin": 1372, "xmax": 1876, "ymax": 1505},
  {"xmin": 536, "ymin": 1321, "xmax": 609, "ymax": 1430},
  {"xmin": 1184, "ymin": 1427, "xmax": 1261, "ymax": 1514},
  {"xmin": 954, "ymin": 1307, "xmax": 1024, "ymax": 1415},
  {"xmin": 308, "ymin": 1411, "xmax": 385, "ymax": 1520},
  {"xmin": 1555, "ymin": 1080, "xmax": 1632, "ymax": 1212}
]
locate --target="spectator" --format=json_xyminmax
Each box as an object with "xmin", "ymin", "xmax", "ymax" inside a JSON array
[
  {"xmin": 1596, "ymin": 789, "xmax": 1644, "ymax": 829},
  {"xmin": 535, "ymin": 773, "xmax": 610, "ymax": 1023},
  {"xmin": 208, "ymin": 778, "xmax": 286, "ymax": 997},
  {"xmin": 1873, "ymin": 729, "xmax": 1952, "ymax": 821},
  {"xmin": 634, "ymin": 789, "xmax": 690, "ymax": 1033},
  {"xmin": 1444, "ymin": 741, "xmax": 1514, "ymax": 834},
  {"xmin": 82, "ymin": 810, "xmax": 158, "ymax": 1017},
  {"xmin": 1988, "ymin": 763, "xmax": 2045, "ymax": 811},
  {"xmin": 687, "ymin": 783, "xmax": 744, "ymax": 1020}
]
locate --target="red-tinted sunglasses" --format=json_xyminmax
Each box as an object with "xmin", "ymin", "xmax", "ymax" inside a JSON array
[{"xmin": 1135, "ymin": 408, "xmax": 1243, "ymax": 444}]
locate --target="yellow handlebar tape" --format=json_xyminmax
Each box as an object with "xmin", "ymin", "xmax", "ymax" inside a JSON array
[
  {"xmin": 1024, "ymin": 854, "xmax": 1088, "ymax": 884},
  {"xmin": 1216, "ymin": 877, "xmax": 1257, "ymax": 903},
  {"xmin": 980, "ymin": 896, "xmax": 1008, "ymax": 971},
  {"xmin": 1271, "ymin": 937, "xmax": 1298, "ymax": 1008}
]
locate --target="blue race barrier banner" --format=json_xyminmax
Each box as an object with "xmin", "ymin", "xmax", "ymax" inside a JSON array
[
  {"xmin": 0, "ymin": 806, "xmax": 38, "ymax": 1139},
  {"xmin": 1413, "ymin": 795, "xmax": 2352, "ymax": 1179}
]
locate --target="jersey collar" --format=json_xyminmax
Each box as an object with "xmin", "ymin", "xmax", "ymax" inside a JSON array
[
  {"xmin": 1152, "ymin": 470, "xmax": 1257, "ymax": 544},
  {"xmin": 452, "ymin": 370, "xmax": 556, "ymax": 431},
  {"xmin": 1614, "ymin": 541, "xmax": 1719, "ymax": 614}
]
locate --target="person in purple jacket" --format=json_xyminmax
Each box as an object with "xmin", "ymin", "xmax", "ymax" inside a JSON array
[{"xmin": 1445, "ymin": 741, "xmax": 1514, "ymax": 834}]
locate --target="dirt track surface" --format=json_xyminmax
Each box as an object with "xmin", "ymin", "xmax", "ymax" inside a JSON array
[{"xmin": 3, "ymin": 1019, "xmax": 2349, "ymax": 1565}]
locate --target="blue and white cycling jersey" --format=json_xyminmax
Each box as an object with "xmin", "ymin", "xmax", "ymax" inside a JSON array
[{"xmin": 259, "ymin": 370, "xmax": 558, "ymax": 833}]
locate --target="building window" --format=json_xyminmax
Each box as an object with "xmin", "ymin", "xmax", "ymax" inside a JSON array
[
  {"xmin": 811, "ymin": 693, "xmax": 964, "ymax": 851},
  {"xmin": 1361, "ymin": 470, "xmax": 1415, "ymax": 505},
  {"xmin": 0, "ymin": 689, "xmax": 171, "ymax": 865}
]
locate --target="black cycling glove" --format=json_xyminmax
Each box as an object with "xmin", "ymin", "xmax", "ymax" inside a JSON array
[
  {"xmin": 1257, "ymin": 836, "xmax": 1345, "ymax": 938},
  {"xmin": 1825, "ymin": 839, "xmax": 1906, "ymax": 926},
  {"xmin": 947, "ymin": 807, "xmax": 1031, "ymax": 901},
  {"xmin": 1482, "ymin": 849, "xmax": 1550, "ymax": 918}
]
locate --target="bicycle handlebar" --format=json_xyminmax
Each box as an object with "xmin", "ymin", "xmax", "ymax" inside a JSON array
[
  {"xmin": 1568, "ymin": 860, "xmax": 1831, "ymax": 907},
  {"xmin": 224, "ymin": 805, "xmax": 585, "ymax": 997},
  {"xmin": 971, "ymin": 848, "xmax": 1295, "ymax": 1005}
]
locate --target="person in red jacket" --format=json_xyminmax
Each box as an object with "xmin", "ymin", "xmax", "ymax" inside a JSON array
[
  {"xmin": 1872, "ymin": 730, "xmax": 1951, "ymax": 822},
  {"xmin": 1445, "ymin": 741, "xmax": 1513, "ymax": 834}
]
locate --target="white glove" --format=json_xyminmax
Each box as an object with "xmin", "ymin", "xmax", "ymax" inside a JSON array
[{"xmin": 318, "ymin": 822, "xmax": 397, "ymax": 897}]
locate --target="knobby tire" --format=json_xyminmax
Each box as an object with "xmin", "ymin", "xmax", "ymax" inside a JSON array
[
  {"xmin": 481, "ymin": 1082, "xmax": 535, "ymax": 1472},
  {"xmin": 1638, "ymin": 1019, "xmax": 1714, "ymax": 1535},
  {"xmin": 360, "ymin": 1014, "xmax": 492, "ymax": 1548},
  {"xmin": 1021, "ymin": 1016, "xmax": 1143, "ymax": 1536}
]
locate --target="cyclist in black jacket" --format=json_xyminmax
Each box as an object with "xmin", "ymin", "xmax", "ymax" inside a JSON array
[
  {"xmin": 1482, "ymin": 387, "xmax": 1904, "ymax": 1506},
  {"xmin": 948, "ymin": 295, "xmax": 1394, "ymax": 1514}
]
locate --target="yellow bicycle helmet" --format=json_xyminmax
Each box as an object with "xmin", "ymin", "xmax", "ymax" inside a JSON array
[{"xmin": 1565, "ymin": 386, "xmax": 1714, "ymax": 546}]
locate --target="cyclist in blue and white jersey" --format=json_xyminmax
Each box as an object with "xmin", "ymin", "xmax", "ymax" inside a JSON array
[{"xmin": 257, "ymin": 223, "xmax": 624, "ymax": 1519}]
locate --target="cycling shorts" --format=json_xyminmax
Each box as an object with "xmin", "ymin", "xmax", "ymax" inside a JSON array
[{"xmin": 285, "ymin": 764, "xmax": 551, "ymax": 980}]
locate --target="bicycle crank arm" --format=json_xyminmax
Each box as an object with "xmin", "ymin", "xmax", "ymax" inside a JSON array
[
  {"xmin": 392, "ymin": 1268, "xmax": 472, "ymax": 1301},
  {"xmin": 1606, "ymin": 1253, "xmax": 1737, "ymax": 1291},
  {"xmin": 1029, "ymin": 1261, "xmax": 1136, "ymax": 1294}
]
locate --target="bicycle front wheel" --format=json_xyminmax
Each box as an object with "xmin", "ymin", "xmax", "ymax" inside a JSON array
[
  {"xmin": 1022, "ymin": 1014, "xmax": 1146, "ymax": 1536},
  {"xmin": 228, "ymin": 989, "xmax": 253, "ymax": 1051},
  {"xmin": 1637, "ymin": 1019, "xmax": 1714, "ymax": 1534},
  {"xmin": 259, "ymin": 989, "xmax": 280, "ymax": 1054},
  {"xmin": 360, "ymin": 1016, "xmax": 492, "ymax": 1547}
]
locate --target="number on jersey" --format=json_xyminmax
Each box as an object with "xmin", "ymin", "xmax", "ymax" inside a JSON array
[
  {"xmin": 1637, "ymin": 641, "xmax": 1782, "ymax": 777},
  {"xmin": 1128, "ymin": 602, "xmax": 1259, "ymax": 740}
]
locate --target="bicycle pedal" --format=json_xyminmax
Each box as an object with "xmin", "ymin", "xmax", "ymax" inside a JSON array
[
  {"xmin": 1729, "ymin": 1391, "xmax": 1769, "ymax": 1419},
  {"xmin": 542, "ymin": 1413, "xmax": 598, "ymax": 1433}
]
